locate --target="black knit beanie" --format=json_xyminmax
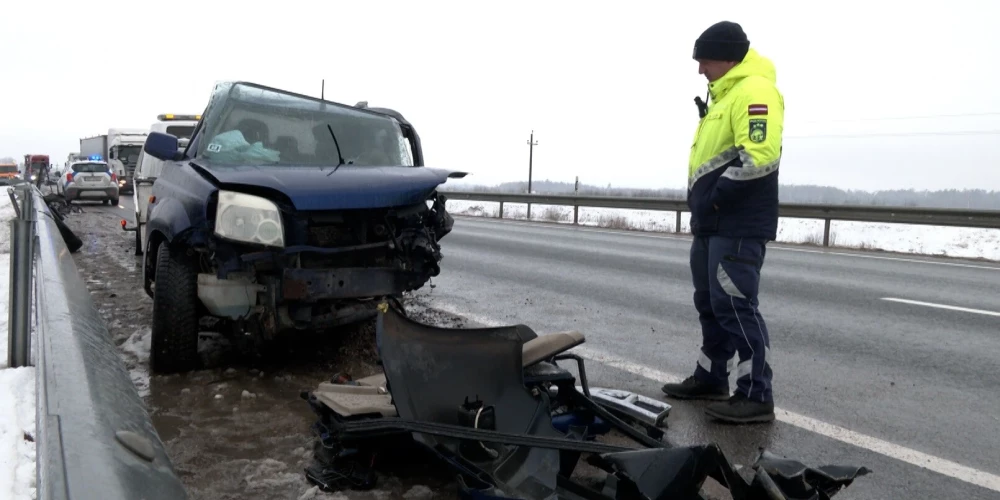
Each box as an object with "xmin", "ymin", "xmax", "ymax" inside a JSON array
[{"xmin": 693, "ymin": 21, "xmax": 750, "ymax": 62}]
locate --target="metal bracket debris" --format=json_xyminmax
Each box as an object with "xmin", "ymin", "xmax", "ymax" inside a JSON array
[{"xmin": 579, "ymin": 386, "xmax": 671, "ymax": 429}]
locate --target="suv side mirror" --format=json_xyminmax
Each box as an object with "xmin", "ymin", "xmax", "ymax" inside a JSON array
[{"xmin": 145, "ymin": 132, "xmax": 181, "ymax": 161}]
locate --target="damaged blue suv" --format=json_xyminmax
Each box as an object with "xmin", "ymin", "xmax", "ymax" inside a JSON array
[{"xmin": 137, "ymin": 81, "xmax": 464, "ymax": 373}]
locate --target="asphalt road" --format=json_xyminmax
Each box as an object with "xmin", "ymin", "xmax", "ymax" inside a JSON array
[
  {"xmin": 71, "ymin": 194, "xmax": 1000, "ymax": 498},
  {"xmin": 413, "ymin": 215, "xmax": 1000, "ymax": 500}
]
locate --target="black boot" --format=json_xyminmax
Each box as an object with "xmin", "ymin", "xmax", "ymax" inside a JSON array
[
  {"xmin": 704, "ymin": 392, "xmax": 775, "ymax": 424},
  {"xmin": 661, "ymin": 375, "xmax": 729, "ymax": 401}
]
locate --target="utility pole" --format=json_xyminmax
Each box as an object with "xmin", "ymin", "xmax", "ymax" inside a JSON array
[
  {"xmin": 321, "ymin": 79, "xmax": 325, "ymax": 100},
  {"xmin": 527, "ymin": 130, "xmax": 538, "ymax": 219}
]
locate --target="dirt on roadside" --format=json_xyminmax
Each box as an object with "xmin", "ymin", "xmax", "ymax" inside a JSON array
[{"xmin": 65, "ymin": 203, "xmax": 460, "ymax": 500}]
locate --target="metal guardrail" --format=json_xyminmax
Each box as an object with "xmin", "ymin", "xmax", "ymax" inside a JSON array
[
  {"xmin": 440, "ymin": 191, "xmax": 1000, "ymax": 246},
  {"xmin": 5, "ymin": 184, "xmax": 188, "ymax": 499},
  {"xmin": 6, "ymin": 184, "xmax": 34, "ymax": 368}
]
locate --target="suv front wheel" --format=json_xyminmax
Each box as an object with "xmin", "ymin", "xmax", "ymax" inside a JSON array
[{"xmin": 150, "ymin": 243, "xmax": 201, "ymax": 373}]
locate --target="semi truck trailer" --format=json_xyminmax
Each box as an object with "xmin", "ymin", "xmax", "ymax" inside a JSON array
[{"xmin": 79, "ymin": 128, "xmax": 148, "ymax": 194}]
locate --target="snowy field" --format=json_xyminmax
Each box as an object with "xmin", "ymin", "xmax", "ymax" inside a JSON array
[
  {"xmin": 445, "ymin": 199, "xmax": 1000, "ymax": 262},
  {"xmin": 0, "ymin": 189, "xmax": 36, "ymax": 500}
]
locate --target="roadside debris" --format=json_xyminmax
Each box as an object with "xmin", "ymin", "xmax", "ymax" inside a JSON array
[
  {"xmin": 300, "ymin": 300, "xmax": 870, "ymax": 499},
  {"xmin": 41, "ymin": 192, "xmax": 83, "ymax": 252}
]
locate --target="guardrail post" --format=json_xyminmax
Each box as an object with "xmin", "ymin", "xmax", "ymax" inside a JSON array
[
  {"xmin": 7, "ymin": 185, "xmax": 35, "ymax": 368},
  {"xmin": 675, "ymin": 211, "xmax": 682, "ymax": 233},
  {"xmin": 498, "ymin": 201, "xmax": 504, "ymax": 219},
  {"xmin": 823, "ymin": 219, "xmax": 831, "ymax": 247},
  {"xmin": 573, "ymin": 205, "xmax": 579, "ymax": 225}
]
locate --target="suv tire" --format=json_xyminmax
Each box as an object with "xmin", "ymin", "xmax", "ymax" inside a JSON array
[{"xmin": 150, "ymin": 243, "xmax": 200, "ymax": 373}]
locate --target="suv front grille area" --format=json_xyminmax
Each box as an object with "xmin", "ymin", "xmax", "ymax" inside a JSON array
[{"xmin": 293, "ymin": 210, "xmax": 395, "ymax": 269}]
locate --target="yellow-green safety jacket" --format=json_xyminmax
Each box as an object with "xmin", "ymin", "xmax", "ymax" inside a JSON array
[{"xmin": 687, "ymin": 48, "xmax": 784, "ymax": 240}]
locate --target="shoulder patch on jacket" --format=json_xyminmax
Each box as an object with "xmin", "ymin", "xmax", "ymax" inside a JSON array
[
  {"xmin": 748, "ymin": 104, "xmax": 768, "ymax": 115},
  {"xmin": 749, "ymin": 119, "xmax": 767, "ymax": 143}
]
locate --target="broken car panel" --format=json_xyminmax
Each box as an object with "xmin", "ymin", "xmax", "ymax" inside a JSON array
[
  {"xmin": 139, "ymin": 81, "xmax": 465, "ymax": 374},
  {"xmin": 302, "ymin": 302, "xmax": 870, "ymax": 499}
]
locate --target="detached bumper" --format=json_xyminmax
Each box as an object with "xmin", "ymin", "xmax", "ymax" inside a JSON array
[{"xmin": 281, "ymin": 267, "xmax": 428, "ymax": 301}]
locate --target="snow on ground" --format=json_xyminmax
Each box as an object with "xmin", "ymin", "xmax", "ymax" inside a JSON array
[
  {"xmin": 445, "ymin": 199, "xmax": 1000, "ymax": 262},
  {"xmin": 120, "ymin": 327, "xmax": 152, "ymax": 398},
  {"xmin": 0, "ymin": 188, "xmax": 38, "ymax": 500}
]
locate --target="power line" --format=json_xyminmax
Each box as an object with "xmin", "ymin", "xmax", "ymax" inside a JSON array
[
  {"xmin": 794, "ymin": 112, "xmax": 1000, "ymax": 124},
  {"xmin": 785, "ymin": 130, "xmax": 1000, "ymax": 139}
]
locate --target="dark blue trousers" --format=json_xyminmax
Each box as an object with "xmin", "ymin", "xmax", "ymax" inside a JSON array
[{"xmin": 690, "ymin": 235, "xmax": 773, "ymax": 403}]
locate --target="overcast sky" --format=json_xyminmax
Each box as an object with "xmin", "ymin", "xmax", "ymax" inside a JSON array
[{"xmin": 2, "ymin": 0, "xmax": 998, "ymax": 193}]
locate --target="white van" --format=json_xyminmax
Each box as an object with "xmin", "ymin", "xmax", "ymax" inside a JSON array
[
  {"xmin": 149, "ymin": 113, "xmax": 199, "ymax": 140},
  {"xmin": 127, "ymin": 114, "xmax": 198, "ymax": 254}
]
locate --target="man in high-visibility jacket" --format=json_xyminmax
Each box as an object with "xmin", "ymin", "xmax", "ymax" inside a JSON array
[{"xmin": 661, "ymin": 21, "xmax": 783, "ymax": 424}]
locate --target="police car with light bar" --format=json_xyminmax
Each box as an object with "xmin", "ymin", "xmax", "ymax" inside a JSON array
[{"xmin": 58, "ymin": 155, "xmax": 120, "ymax": 206}]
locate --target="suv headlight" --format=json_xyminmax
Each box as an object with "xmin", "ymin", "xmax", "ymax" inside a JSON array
[{"xmin": 214, "ymin": 190, "xmax": 285, "ymax": 247}]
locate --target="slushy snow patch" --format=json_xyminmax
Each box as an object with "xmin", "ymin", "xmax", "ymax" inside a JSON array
[
  {"xmin": 121, "ymin": 328, "xmax": 152, "ymax": 398},
  {"xmin": 0, "ymin": 189, "xmax": 38, "ymax": 500}
]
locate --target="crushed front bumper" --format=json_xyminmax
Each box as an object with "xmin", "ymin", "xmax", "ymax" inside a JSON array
[
  {"xmin": 300, "ymin": 302, "xmax": 872, "ymax": 499},
  {"xmin": 280, "ymin": 267, "xmax": 429, "ymax": 301}
]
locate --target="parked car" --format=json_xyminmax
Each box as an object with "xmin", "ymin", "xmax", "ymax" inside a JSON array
[
  {"xmin": 131, "ymin": 81, "xmax": 465, "ymax": 373},
  {"xmin": 58, "ymin": 160, "xmax": 120, "ymax": 205}
]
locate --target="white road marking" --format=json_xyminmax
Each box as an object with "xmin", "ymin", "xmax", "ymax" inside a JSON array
[
  {"xmin": 782, "ymin": 247, "xmax": 1000, "ymax": 271},
  {"xmin": 573, "ymin": 345, "xmax": 1000, "ymax": 493},
  {"xmin": 454, "ymin": 215, "xmax": 1000, "ymax": 271},
  {"xmin": 881, "ymin": 298, "xmax": 1000, "ymax": 317},
  {"xmin": 418, "ymin": 300, "xmax": 508, "ymax": 327},
  {"xmin": 423, "ymin": 301, "xmax": 1000, "ymax": 493}
]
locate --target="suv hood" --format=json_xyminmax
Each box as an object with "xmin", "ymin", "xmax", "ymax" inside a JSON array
[{"xmin": 190, "ymin": 163, "xmax": 464, "ymax": 210}]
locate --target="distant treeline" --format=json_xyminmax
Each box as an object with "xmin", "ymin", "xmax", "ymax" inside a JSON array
[{"xmin": 441, "ymin": 180, "xmax": 1000, "ymax": 210}]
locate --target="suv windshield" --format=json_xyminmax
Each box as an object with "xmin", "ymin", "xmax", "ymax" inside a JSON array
[
  {"xmin": 72, "ymin": 163, "xmax": 109, "ymax": 173},
  {"xmin": 197, "ymin": 82, "xmax": 413, "ymax": 168}
]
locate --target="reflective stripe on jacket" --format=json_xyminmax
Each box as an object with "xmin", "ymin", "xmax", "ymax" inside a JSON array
[{"xmin": 687, "ymin": 48, "xmax": 784, "ymax": 240}]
